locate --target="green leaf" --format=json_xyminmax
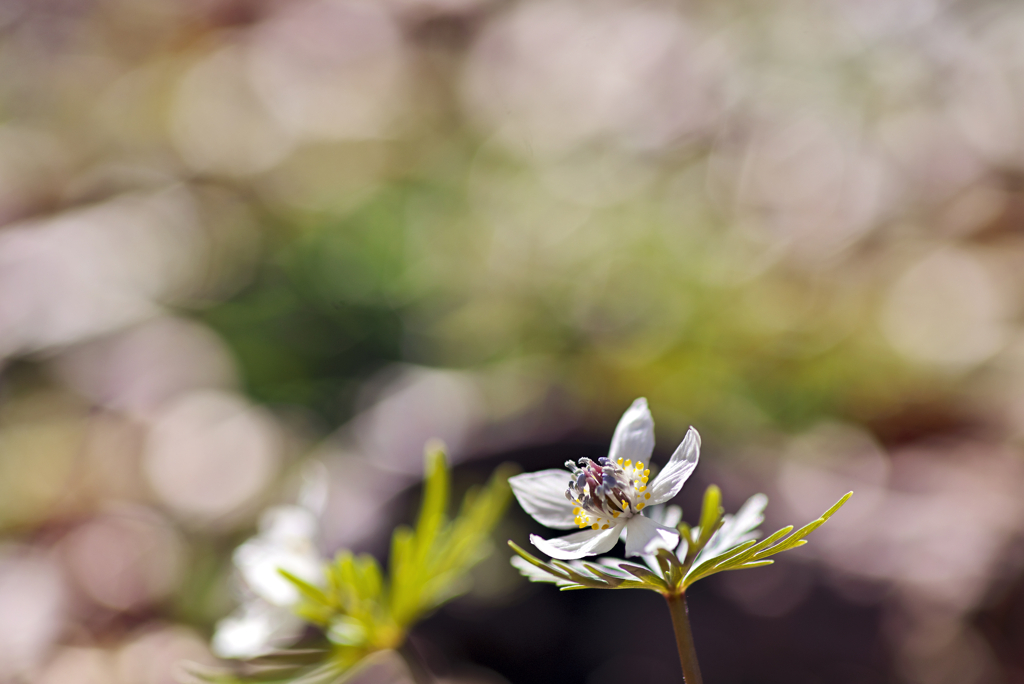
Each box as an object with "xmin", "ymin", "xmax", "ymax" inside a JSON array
[
  {"xmin": 615, "ymin": 562, "xmax": 669, "ymax": 589},
  {"xmin": 694, "ymin": 485, "xmax": 724, "ymax": 556},
  {"xmin": 508, "ymin": 541, "xmax": 570, "ymax": 578},
  {"xmin": 684, "ymin": 538, "xmax": 760, "ymax": 584},
  {"xmin": 414, "ymin": 442, "xmax": 449, "ymax": 561},
  {"xmin": 280, "ymin": 569, "xmax": 330, "ymax": 607},
  {"xmin": 727, "ymin": 560, "xmax": 774, "ymax": 570}
]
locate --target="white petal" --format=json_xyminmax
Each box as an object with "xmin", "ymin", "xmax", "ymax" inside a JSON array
[
  {"xmin": 211, "ymin": 601, "xmax": 303, "ymax": 659},
  {"xmin": 297, "ymin": 461, "xmax": 329, "ymax": 515},
  {"xmin": 509, "ymin": 469, "xmax": 577, "ymax": 530},
  {"xmin": 259, "ymin": 505, "xmax": 318, "ymax": 543},
  {"xmin": 646, "ymin": 427, "xmax": 700, "ymax": 505},
  {"xmin": 646, "ymin": 504, "xmax": 683, "ymax": 529},
  {"xmin": 530, "ymin": 524, "xmax": 623, "ymax": 560},
  {"xmin": 693, "ymin": 493, "xmax": 767, "ymax": 567},
  {"xmin": 607, "ymin": 398, "xmax": 655, "ymax": 465},
  {"xmin": 624, "ymin": 515, "xmax": 680, "ymax": 557},
  {"xmin": 234, "ymin": 537, "xmax": 324, "ymax": 606}
]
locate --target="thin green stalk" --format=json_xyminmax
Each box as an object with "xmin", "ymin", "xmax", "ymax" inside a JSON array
[{"xmin": 665, "ymin": 593, "xmax": 703, "ymax": 684}]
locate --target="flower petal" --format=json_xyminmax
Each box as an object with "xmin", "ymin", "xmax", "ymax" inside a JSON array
[
  {"xmin": 212, "ymin": 601, "xmax": 304, "ymax": 658},
  {"xmin": 607, "ymin": 398, "xmax": 655, "ymax": 465},
  {"xmin": 509, "ymin": 469, "xmax": 578, "ymax": 530},
  {"xmin": 234, "ymin": 537, "xmax": 324, "ymax": 607},
  {"xmin": 693, "ymin": 493, "xmax": 766, "ymax": 567},
  {"xmin": 530, "ymin": 524, "xmax": 623, "ymax": 560},
  {"xmin": 646, "ymin": 427, "xmax": 700, "ymax": 505},
  {"xmin": 646, "ymin": 504, "xmax": 683, "ymax": 529},
  {"xmin": 624, "ymin": 515, "xmax": 680, "ymax": 557}
]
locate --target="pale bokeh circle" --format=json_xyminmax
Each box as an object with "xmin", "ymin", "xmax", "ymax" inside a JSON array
[
  {"xmin": 882, "ymin": 249, "xmax": 1007, "ymax": 368},
  {"xmin": 143, "ymin": 390, "xmax": 281, "ymax": 521}
]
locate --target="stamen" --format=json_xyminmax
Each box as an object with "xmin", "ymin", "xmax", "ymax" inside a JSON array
[
  {"xmin": 564, "ymin": 454, "xmax": 639, "ymax": 525},
  {"xmin": 637, "ymin": 503, "xmax": 645, "ymax": 510}
]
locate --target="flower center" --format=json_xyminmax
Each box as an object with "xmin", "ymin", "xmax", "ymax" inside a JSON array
[{"xmin": 564, "ymin": 456, "xmax": 652, "ymax": 530}]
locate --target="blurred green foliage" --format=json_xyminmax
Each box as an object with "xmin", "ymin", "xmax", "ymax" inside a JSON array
[{"xmin": 195, "ymin": 445, "xmax": 514, "ymax": 683}]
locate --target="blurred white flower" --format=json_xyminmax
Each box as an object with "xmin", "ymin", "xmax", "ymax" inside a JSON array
[
  {"xmin": 509, "ymin": 398, "xmax": 699, "ymax": 560},
  {"xmin": 212, "ymin": 468, "xmax": 327, "ymax": 659}
]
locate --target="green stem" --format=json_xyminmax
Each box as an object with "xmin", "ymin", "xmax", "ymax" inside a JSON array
[{"xmin": 665, "ymin": 593, "xmax": 703, "ymax": 684}]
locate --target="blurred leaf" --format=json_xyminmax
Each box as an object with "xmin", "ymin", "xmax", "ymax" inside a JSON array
[{"xmin": 211, "ymin": 446, "xmax": 513, "ymax": 682}]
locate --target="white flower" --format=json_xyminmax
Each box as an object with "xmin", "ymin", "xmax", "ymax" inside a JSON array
[
  {"xmin": 509, "ymin": 398, "xmax": 700, "ymax": 560},
  {"xmin": 212, "ymin": 600, "xmax": 306, "ymax": 660},
  {"xmin": 212, "ymin": 467, "xmax": 327, "ymax": 659}
]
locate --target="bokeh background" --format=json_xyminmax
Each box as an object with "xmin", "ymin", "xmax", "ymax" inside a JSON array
[{"xmin": 3, "ymin": 0, "xmax": 1024, "ymax": 682}]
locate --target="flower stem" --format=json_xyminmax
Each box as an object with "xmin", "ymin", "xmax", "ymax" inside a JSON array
[{"xmin": 665, "ymin": 593, "xmax": 703, "ymax": 684}]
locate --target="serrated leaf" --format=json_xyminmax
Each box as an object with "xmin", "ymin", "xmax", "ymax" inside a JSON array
[
  {"xmin": 511, "ymin": 555, "xmax": 567, "ymax": 585},
  {"xmin": 685, "ymin": 538, "xmax": 759, "ymax": 583},
  {"xmin": 682, "ymin": 491, "xmax": 852, "ymax": 588},
  {"xmin": 581, "ymin": 562, "xmax": 631, "ymax": 585},
  {"xmin": 616, "ymin": 562, "xmax": 669, "ymax": 589},
  {"xmin": 728, "ymin": 560, "xmax": 774, "ymax": 570},
  {"xmin": 508, "ymin": 540, "xmax": 571, "ymax": 577}
]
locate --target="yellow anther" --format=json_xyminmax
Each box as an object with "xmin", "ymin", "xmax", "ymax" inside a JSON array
[
  {"xmin": 645, "ymin": 492, "xmax": 651, "ymax": 499},
  {"xmin": 644, "ymin": 469, "xmax": 650, "ymax": 476},
  {"xmin": 637, "ymin": 503, "xmax": 645, "ymax": 510},
  {"xmin": 636, "ymin": 462, "xmax": 644, "ymax": 471},
  {"xmin": 592, "ymin": 523, "xmax": 599, "ymax": 530},
  {"xmin": 638, "ymin": 485, "xmax": 646, "ymax": 492},
  {"xmin": 625, "ymin": 460, "xmax": 631, "ymax": 468},
  {"xmin": 617, "ymin": 458, "xmax": 623, "ymax": 465},
  {"xmin": 573, "ymin": 507, "xmax": 581, "ymax": 514},
  {"xmin": 602, "ymin": 524, "xmax": 610, "ymax": 529},
  {"xmin": 642, "ymin": 476, "xmax": 648, "ymax": 484},
  {"xmin": 612, "ymin": 512, "xmax": 620, "ymax": 518}
]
